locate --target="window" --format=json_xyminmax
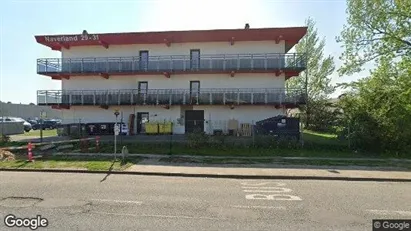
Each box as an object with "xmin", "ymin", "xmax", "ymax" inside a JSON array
[
  {"xmin": 190, "ymin": 49, "xmax": 200, "ymax": 70},
  {"xmin": 139, "ymin": 51, "xmax": 149, "ymax": 70}
]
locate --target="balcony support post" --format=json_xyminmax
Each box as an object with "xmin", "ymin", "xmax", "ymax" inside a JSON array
[
  {"xmin": 280, "ymin": 91, "xmax": 283, "ymax": 105},
  {"xmin": 105, "ymin": 91, "xmax": 108, "ymax": 106},
  {"xmin": 81, "ymin": 91, "xmax": 84, "ymax": 105},
  {"xmin": 118, "ymin": 90, "xmax": 121, "ymax": 105},
  {"xmin": 130, "ymin": 91, "xmax": 134, "ymax": 105},
  {"xmin": 143, "ymin": 91, "xmax": 147, "ymax": 105},
  {"xmin": 169, "ymin": 92, "xmax": 172, "ymax": 105},
  {"xmin": 223, "ymin": 55, "xmax": 226, "ymax": 71},
  {"xmin": 237, "ymin": 90, "xmax": 240, "ymax": 105},
  {"xmin": 196, "ymin": 92, "xmax": 199, "ymax": 105},
  {"xmin": 251, "ymin": 54, "xmax": 254, "ymax": 70},
  {"xmin": 251, "ymin": 92, "xmax": 254, "ymax": 104},
  {"xmin": 69, "ymin": 93, "xmax": 72, "ymax": 106},
  {"xmin": 93, "ymin": 91, "xmax": 96, "ymax": 105},
  {"xmin": 156, "ymin": 90, "xmax": 159, "ymax": 105},
  {"xmin": 183, "ymin": 91, "xmax": 186, "ymax": 105},
  {"xmin": 264, "ymin": 54, "xmax": 268, "ymax": 70},
  {"xmin": 223, "ymin": 92, "xmax": 226, "ymax": 105},
  {"xmin": 236, "ymin": 54, "xmax": 240, "ymax": 70},
  {"xmin": 209, "ymin": 92, "xmax": 212, "ymax": 105},
  {"xmin": 265, "ymin": 92, "xmax": 268, "ymax": 104}
]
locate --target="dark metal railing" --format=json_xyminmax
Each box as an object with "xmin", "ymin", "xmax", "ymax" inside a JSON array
[
  {"xmin": 37, "ymin": 88, "xmax": 306, "ymax": 106},
  {"xmin": 37, "ymin": 53, "xmax": 306, "ymax": 74}
]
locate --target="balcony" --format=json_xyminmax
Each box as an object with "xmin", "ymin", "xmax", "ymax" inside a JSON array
[
  {"xmin": 37, "ymin": 53, "xmax": 306, "ymax": 78},
  {"xmin": 37, "ymin": 88, "xmax": 306, "ymax": 107}
]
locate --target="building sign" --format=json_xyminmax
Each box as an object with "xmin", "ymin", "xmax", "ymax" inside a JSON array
[{"xmin": 44, "ymin": 34, "xmax": 100, "ymax": 43}]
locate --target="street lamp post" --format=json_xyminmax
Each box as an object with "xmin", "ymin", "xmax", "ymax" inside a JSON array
[{"xmin": 114, "ymin": 109, "xmax": 120, "ymax": 160}]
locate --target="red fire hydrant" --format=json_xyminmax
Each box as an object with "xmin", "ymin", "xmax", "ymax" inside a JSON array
[{"xmin": 27, "ymin": 142, "xmax": 33, "ymax": 162}]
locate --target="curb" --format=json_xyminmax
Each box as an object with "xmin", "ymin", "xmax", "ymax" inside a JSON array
[
  {"xmin": 1, "ymin": 168, "xmax": 411, "ymax": 182},
  {"xmin": 58, "ymin": 153, "xmax": 411, "ymax": 163}
]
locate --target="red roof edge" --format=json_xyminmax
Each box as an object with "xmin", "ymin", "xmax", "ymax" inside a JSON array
[{"xmin": 35, "ymin": 26, "xmax": 307, "ymax": 50}]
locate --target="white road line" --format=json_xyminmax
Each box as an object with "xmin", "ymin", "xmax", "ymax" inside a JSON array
[
  {"xmin": 231, "ymin": 205, "xmax": 286, "ymax": 210},
  {"xmin": 90, "ymin": 199, "xmax": 143, "ymax": 205},
  {"xmin": 243, "ymin": 190, "xmax": 292, "ymax": 193},
  {"xmin": 91, "ymin": 211, "xmax": 224, "ymax": 220},
  {"xmin": 241, "ymin": 186, "xmax": 290, "ymax": 190},
  {"xmin": 366, "ymin": 210, "xmax": 411, "ymax": 216}
]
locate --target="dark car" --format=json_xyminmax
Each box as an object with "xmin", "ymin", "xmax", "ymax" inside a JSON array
[{"xmin": 32, "ymin": 119, "xmax": 58, "ymax": 130}]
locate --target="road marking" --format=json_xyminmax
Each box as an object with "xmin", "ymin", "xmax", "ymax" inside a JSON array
[
  {"xmin": 366, "ymin": 210, "xmax": 411, "ymax": 216},
  {"xmin": 246, "ymin": 194, "xmax": 302, "ymax": 201},
  {"xmin": 241, "ymin": 182, "xmax": 286, "ymax": 187},
  {"xmin": 231, "ymin": 205, "xmax": 286, "ymax": 210},
  {"xmin": 90, "ymin": 199, "xmax": 143, "ymax": 205},
  {"xmin": 240, "ymin": 181, "xmax": 303, "ymax": 201},
  {"xmin": 243, "ymin": 190, "xmax": 292, "ymax": 193},
  {"xmin": 91, "ymin": 211, "xmax": 224, "ymax": 220}
]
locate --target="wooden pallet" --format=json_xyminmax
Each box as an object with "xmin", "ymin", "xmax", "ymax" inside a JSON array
[{"xmin": 240, "ymin": 123, "xmax": 252, "ymax": 136}]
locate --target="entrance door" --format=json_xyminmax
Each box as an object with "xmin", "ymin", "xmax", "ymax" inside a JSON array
[
  {"xmin": 185, "ymin": 110, "xmax": 204, "ymax": 133},
  {"xmin": 136, "ymin": 112, "xmax": 149, "ymax": 134}
]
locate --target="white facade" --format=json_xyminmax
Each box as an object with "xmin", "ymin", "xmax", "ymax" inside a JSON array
[
  {"xmin": 62, "ymin": 73, "xmax": 285, "ymax": 90},
  {"xmin": 62, "ymin": 41, "xmax": 285, "ymax": 59},
  {"xmin": 54, "ymin": 38, "xmax": 293, "ymax": 134}
]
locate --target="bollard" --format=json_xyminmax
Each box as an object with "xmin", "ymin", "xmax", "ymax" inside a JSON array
[
  {"xmin": 27, "ymin": 142, "xmax": 33, "ymax": 162},
  {"xmin": 121, "ymin": 146, "xmax": 128, "ymax": 164},
  {"xmin": 95, "ymin": 136, "xmax": 100, "ymax": 153}
]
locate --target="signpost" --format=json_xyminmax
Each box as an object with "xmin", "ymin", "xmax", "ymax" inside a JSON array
[
  {"xmin": 114, "ymin": 109, "xmax": 120, "ymax": 160},
  {"xmin": 40, "ymin": 110, "xmax": 47, "ymax": 143}
]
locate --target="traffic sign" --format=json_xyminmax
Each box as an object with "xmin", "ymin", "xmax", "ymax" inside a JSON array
[{"xmin": 114, "ymin": 124, "xmax": 120, "ymax": 136}]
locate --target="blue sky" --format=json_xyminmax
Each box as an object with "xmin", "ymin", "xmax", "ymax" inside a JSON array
[{"xmin": 0, "ymin": 0, "xmax": 369, "ymax": 104}]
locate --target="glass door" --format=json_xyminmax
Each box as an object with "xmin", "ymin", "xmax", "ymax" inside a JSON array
[
  {"xmin": 139, "ymin": 50, "xmax": 149, "ymax": 71},
  {"xmin": 190, "ymin": 49, "xmax": 200, "ymax": 70}
]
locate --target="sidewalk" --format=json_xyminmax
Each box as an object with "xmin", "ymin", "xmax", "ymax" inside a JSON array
[{"xmin": 125, "ymin": 164, "xmax": 411, "ymax": 181}]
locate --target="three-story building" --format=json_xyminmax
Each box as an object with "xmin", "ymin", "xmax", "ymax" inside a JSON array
[{"xmin": 35, "ymin": 25, "xmax": 307, "ymax": 135}]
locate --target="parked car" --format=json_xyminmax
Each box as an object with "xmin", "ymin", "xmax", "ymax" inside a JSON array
[
  {"xmin": 28, "ymin": 120, "xmax": 38, "ymax": 126},
  {"xmin": 0, "ymin": 117, "xmax": 32, "ymax": 132},
  {"xmin": 32, "ymin": 119, "xmax": 58, "ymax": 130}
]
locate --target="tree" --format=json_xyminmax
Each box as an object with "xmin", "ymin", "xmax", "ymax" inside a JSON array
[
  {"xmin": 336, "ymin": 0, "xmax": 411, "ymax": 154},
  {"xmin": 338, "ymin": 57, "xmax": 411, "ymax": 154},
  {"xmin": 337, "ymin": 0, "xmax": 411, "ymax": 75},
  {"xmin": 287, "ymin": 17, "xmax": 336, "ymax": 128}
]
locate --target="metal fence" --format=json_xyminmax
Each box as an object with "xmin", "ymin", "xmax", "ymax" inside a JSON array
[
  {"xmin": 37, "ymin": 88, "xmax": 307, "ymax": 106},
  {"xmin": 37, "ymin": 53, "xmax": 306, "ymax": 74}
]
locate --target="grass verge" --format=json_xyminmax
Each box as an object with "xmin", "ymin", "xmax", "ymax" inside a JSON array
[
  {"xmin": 0, "ymin": 156, "xmax": 140, "ymax": 171},
  {"xmin": 23, "ymin": 129, "xmax": 57, "ymax": 137},
  {"xmin": 158, "ymin": 156, "xmax": 411, "ymax": 169}
]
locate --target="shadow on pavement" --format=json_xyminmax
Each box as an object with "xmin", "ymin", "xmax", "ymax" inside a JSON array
[{"xmin": 100, "ymin": 159, "xmax": 116, "ymax": 183}]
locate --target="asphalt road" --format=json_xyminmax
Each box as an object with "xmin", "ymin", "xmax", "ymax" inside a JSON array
[{"xmin": 1, "ymin": 172, "xmax": 410, "ymax": 231}]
